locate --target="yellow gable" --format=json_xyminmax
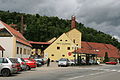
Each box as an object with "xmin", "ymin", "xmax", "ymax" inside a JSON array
[
  {"xmin": 44, "ymin": 33, "xmax": 76, "ymax": 61},
  {"xmin": 66, "ymin": 28, "xmax": 82, "ymax": 47}
]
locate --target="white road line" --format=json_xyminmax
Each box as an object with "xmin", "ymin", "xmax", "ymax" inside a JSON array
[
  {"xmin": 117, "ymin": 70, "xmax": 120, "ymax": 72},
  {"xmin": 68, "ymin": 75, "xmax": 85, "ymax": 80},
  {"xmin": 68, "ymin": 72, "xmax": 106, "ymax": 80},
  {"xmin": 111, "ymin": 69, "xmax": 117, "ymax": 71}
]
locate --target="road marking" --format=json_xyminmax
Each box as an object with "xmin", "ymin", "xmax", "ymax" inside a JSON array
[
  {"xmin": 68, "ymin": 72, "xmax": 106, "ymax": 80},
  {"xmin": 111, "ymin": 69, "xmax": 117, "ymax": 71},
  {"xmin": 68, "ymin": 75, "xmax": 85, "ymax": 80},
  {"xmin": 117, "ymin": 70, "xmax": 120, "ymax": 72}
]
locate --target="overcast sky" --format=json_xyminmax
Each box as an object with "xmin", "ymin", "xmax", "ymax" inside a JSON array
[{"xmin": 0, "ymin": 0, "xmax": 120, "ymax": 41}]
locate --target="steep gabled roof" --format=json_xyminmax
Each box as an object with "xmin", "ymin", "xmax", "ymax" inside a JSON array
[{"xmin": 0, "ymin": 21, "xmax": 32, "ymax": 47}]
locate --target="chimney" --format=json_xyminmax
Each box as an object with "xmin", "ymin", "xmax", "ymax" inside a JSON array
[{"xmin": 71, "ymin": 16, "xmax": 76, "ymax": 29}]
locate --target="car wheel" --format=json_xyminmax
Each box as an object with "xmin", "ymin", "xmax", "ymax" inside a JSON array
[
  {"xmin": 26, "ymin": 65, "xmax": 31, "ymax": 70},
  {"xmin": 1, "ymin": 69, "xmax": 10, "ymax": 77}
]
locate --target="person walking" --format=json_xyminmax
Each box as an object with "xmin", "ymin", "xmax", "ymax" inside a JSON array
[{"xmin": 47, "ymin": 58, "xmax": 50, "ymax": 67}]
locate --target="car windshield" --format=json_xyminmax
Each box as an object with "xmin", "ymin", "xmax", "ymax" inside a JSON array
[
  {"xmin": 59, "ymin": 58, "xmax": 67, "ymax": 61},
  {"xmin": 9, "ymin": 58, "xmax": 19, "ymax": 63}
]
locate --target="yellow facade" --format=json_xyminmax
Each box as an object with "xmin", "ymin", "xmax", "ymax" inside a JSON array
[
  {"xmin": 44, "ymin": 28, "xmax": 82, "ymax": 61},
  {"xmin": 66, "ymin": 28, "xmax": 82, "ymax": 47}
]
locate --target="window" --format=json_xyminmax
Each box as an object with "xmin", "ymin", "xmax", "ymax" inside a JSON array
[
  {"xmin": 73, "ymin": 39, "xmax": 75, "ymax": 43},
  {"xmin": 27, "ymin": 50, "xmax": 29, "ymax": 54},
  {"xmin": 57, "ymin": 47, "xmax": 60, "ymax": 50},
  {"xmin": 60, "ymin": 40, "xmax": 62, "ymax": 41},
  {"xmin": 0, "ymin": 58, "xmax": 8, "ymax": 63},
  {"xmin": 20, "ymin": 48, "xmax": 22, "ymax": 54},
  {"xmin": 0, "ymin": 28, "xmax": 12, "ymax": 37},
  {"xmin": 67, "ymin": 47, "xmax": 70, "ymax": 50},
  {"xmin": 0, "ymin": 58, "xmax": 3, "ymax": 63},
  {"xmin": 51, "ymin": 54, "xmax": 54, "ymax": 56},
  {"xmin": 62, "ymin": 55, "xmax": 65, "ymax": 57},
  {"xmin": 65, "ymin": 40, "xmax": 67, "ymax": 41},
  {"xmin": 2, "ymin": 58, "xmax": 8, "ymax": 63},
  {"xmin": 17, "ymin": 47, "xmax": 19, "ymax": 54},
  {"xmin": 24, "ymin": 49, "xmax": 26, "ymax": 54}
]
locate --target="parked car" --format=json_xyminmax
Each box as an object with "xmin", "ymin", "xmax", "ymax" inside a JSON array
[
  {"xmin": 58, "ymin": 58, "xmax": 70, "ymax": 67},
  {"xmin": 9, "ymin": 58, "xmax": 21, "ymax": 72},
  {"xmin": 11, "ymin": 58, "xmax": 27, "ymax": 70},
  {"xmin": 68, "ymin": 59, "xmax": 75, "ymax": 66},
  {"xmin": 0, "ymin": 58, "xmax": 18, "ymax": 77},
  {"xmin": 34, "ymin": 59, "xmax": 42, "ymax": 67},
  {"xmin": 23, "ymin": 58, "xmax": 37, "ymax": 70},
  {"xmin": 34, "ymin": 58, "xmax": 44, "ymax": 65},
  {"xmin": 105, "ymin": 61, "xmax": 117, "ymax": 65}
]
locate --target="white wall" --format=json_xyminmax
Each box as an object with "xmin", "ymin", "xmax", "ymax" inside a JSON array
[
  {"xmin": 16, "ymin": 43, "xmax": 31, "ymax": 58},
  {"xmin": 0, "ymin": 37, "xmax": 16, "ymax": 57}
]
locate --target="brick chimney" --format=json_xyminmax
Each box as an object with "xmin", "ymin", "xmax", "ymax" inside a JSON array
[{"xmin": 71, "ymin": 16, "xmax": 76, "ymax": 29}]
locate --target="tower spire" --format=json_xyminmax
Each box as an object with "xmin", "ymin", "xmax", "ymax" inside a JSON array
[{"xmin": 71, "ymin": 16, "xmax": 76, "ymax": 29}]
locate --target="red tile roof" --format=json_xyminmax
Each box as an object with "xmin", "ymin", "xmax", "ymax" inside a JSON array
[
  {"xmin": 29, "ymin": 41, "xmax": 51, "ymax": 45},
  {"xmin": 0, "ymin": 21, "xmax": 32, "ymax": 47},
  {"xmin": 0, "ymin": 45, "xmax": 5, "ymax": 51},
  {"xmin": 76, "ymin": 41, "xmax": 120, "ymax": 58}
]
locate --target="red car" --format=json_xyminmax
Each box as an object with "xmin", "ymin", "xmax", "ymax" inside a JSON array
[
  {"xmin": 23, "ymin": 58, "xmax": 37, "ymax": 70},
  {"xmin": 105, "ymin": 62, "xmax": 117, "ymax": 65}
]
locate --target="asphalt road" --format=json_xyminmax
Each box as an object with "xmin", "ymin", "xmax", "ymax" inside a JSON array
[{"xmin": 0, "ymin": 64, "xmax": 120, "ymax": 80}]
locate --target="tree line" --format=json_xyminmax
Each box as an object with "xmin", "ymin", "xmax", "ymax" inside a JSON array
[{"xmin": 0, "ymin": 10, "xmax": 120, "ymax": 49}]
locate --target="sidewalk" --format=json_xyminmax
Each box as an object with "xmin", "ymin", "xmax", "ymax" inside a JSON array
[
  {"xmin": 42, "ymin": 62, "xmax": 58, "ymax": 68},
  {"xmin": 41, "ymin": 62, "xmax": 101, "ymax": 68}
]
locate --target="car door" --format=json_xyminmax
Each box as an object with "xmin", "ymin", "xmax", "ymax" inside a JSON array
[{"xmin": 0, "ymin": 58, "xmax": 3, "ymax": 71}]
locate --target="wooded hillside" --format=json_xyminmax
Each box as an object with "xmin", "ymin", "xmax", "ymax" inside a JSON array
[{"xmin": 0, "ymin": 10, "xmax": 120, "ymax": 49}]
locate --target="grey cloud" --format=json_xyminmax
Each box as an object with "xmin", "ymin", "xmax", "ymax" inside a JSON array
[{"xmin": 0, "ymin": 0, "xmax": 120, "ymax": 41}]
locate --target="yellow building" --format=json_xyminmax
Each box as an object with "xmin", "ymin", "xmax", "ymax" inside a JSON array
[{"xmin": 44, "ymin": 16, "xmax": 82, "ymax": 61}]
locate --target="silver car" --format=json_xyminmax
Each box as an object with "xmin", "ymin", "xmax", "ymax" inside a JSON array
[
  {"xmin": 58, "ymin": 58, "xmax": 70, "ymax": 67},
  {"xmin": 0, "ymin": 58, "xmax": 18, "ymax": 77}
]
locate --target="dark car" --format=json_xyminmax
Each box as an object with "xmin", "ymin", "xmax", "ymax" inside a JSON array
[{"xmin": 35, "ymin": 60, "xmax": 42, "ymax": 67}]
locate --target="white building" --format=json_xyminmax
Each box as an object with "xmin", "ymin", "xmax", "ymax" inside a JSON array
[{"xmin": 0, "ymin": 21, "xmax": 32, "ymax": 58}]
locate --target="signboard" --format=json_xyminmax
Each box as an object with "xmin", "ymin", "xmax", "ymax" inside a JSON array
[{"xmin": 68, "ymin": 52, "xmax": 72, "ymax": 56}]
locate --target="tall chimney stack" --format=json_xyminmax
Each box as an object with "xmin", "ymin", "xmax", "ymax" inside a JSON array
[{"xmin": 71, "ymin": 16, "xmax": 76, "ymax": 29}]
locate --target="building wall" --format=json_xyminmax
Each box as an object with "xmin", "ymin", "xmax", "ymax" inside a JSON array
[
  {"xmin": 0, "ymin": 36, "xmax": 16, "ymax": 57},
  {"xmin": 16, "ymin": 43, "xmax": 31, "ymax": 58},
  {"xmin": 44, "ymin": 33, "xmax": 76, "ymax": 61},
  {"xmin": 66, "ymin": 28, "xmax": 82, "ymax": 47}
]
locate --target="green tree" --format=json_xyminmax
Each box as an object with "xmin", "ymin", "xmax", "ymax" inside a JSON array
[{"xmin": 103, "ymin": 52, "xmax": 109, "ymax": 63}]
